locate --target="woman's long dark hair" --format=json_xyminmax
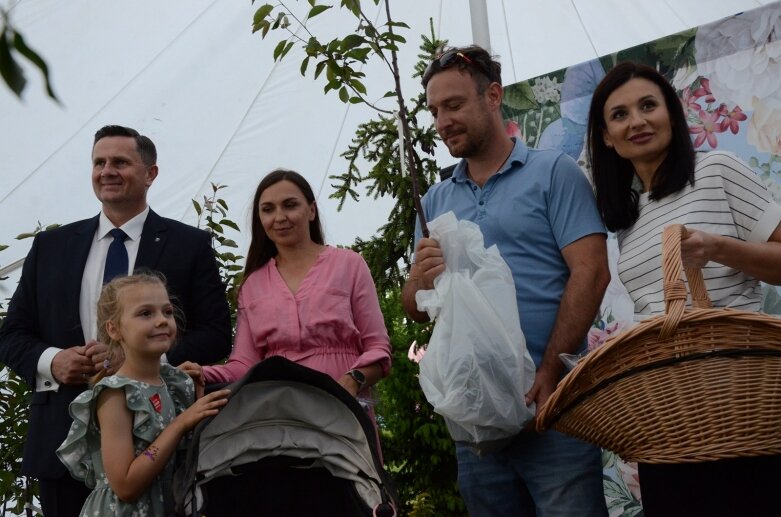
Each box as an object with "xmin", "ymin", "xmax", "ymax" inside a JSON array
[
  {"xmin": 587, "ymin": 61, "xmax": 695, "ymax": 232},
  {"xmin": 243, "ymin": 169, "xmax": 324, "ymax": 282}
]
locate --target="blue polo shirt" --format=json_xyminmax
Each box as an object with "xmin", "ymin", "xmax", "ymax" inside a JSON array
[{"xmin": 415, "ymin": 138, "xmax": 605, "ymax": 366}]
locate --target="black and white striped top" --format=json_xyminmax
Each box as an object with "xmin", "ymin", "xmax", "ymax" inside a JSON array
[{"xmin": 617, "ymin": 151, "xmax": 781, "ymax": 315}]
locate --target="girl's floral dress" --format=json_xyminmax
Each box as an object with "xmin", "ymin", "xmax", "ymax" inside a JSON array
[{"xmin": 56, "ymin": 364, "xmax": 194, "ymax": 516}]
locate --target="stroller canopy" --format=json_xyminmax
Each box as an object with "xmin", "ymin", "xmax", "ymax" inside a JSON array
[{"xmin": 174, "ymin": 356, "xmax": 397, "ymax": 516}]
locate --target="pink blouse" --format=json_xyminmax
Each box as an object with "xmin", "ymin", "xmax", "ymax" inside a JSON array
[{"xmin": 203, "ymin": 246, "xmax": 391, "ymax": 385}]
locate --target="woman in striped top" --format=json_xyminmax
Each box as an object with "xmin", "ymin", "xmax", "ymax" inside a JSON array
[{"xmin": 586, "ymin": 62, "xmax": 781, "ymax": 517}]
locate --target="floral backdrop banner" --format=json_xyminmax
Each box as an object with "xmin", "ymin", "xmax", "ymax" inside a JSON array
[{"xmin": 500, "ymin": 2, "xmax": 781, "ymax": 515}]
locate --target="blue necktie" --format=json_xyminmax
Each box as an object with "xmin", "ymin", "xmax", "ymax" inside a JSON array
[{"xmin": 103, "ymin": 228, "xmax": 129, "ymax": 284}]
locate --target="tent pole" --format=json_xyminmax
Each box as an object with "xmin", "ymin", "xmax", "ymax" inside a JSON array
[{"xmin": 468, "ymin": 0, "xmax": 491, "ymax": 50}]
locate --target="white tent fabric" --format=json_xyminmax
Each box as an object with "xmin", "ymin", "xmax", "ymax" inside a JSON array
[{"xmin": 0, "ymin": 0, "xmax": 767, "ymax": 294}]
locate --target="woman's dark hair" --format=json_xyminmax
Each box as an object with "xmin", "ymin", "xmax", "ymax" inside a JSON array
[
  {"xmin": 587, "ymin": 61, "xmax": 695, "ymax": 232},
  {"xmin": 243, "ymin": 169, "xmax": 324, "ymax": 281}
]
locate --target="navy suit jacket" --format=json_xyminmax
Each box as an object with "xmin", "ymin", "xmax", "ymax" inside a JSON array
[{"xmin": 0, "ymin": 209, "xmax": 232, "ymax": 478}]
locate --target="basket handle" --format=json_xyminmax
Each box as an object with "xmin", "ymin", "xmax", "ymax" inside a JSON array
[{"xmin": 660, "ymin": 224, "xmax": 713, "ymax": 338}]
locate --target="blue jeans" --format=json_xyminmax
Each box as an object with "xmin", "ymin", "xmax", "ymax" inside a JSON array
[{"xmin": 456, "ymin": 430, "xmax": 607, "ymax": 517}]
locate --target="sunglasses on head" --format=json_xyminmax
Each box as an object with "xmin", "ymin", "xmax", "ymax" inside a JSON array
[{"xmin": 427, "ymin": 49, "xmax": 491, "ymax": 79}]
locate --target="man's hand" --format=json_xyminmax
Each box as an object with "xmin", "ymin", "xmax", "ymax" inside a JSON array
[
  {"xmin": 84, "ymin": 340, "xmax": 123, "ymax": 376},
  {"xmin": 51, "ymin": 346, "xmax": 94, "ymax": 385},
  {"xmin": 411, "ymin": 237, "xmax": 446, "ymax": 290},
  {"xmin": 525, "ymin": 367, "xmax": 559, "ymax": 413},
  {"xmin": 402, "ymin": 238, "xmax": 445, "ymax": 321}
]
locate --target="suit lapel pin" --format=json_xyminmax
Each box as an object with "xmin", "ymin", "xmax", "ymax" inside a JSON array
[{"xmin": 155, "ymin": 237, "xmax": 161, "ymax": 243}]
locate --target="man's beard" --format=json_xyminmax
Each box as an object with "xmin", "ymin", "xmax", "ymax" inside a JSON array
[{"xmin": 444, "ymin": 129, "xmax": 484, "ymax": 158}]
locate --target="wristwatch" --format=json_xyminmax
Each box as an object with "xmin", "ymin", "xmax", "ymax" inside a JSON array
[{"xmin": 348, "ymin": 369, "xmax": 367, "ymax": 391}]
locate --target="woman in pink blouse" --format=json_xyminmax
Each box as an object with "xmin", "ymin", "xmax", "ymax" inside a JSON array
[{"xmin": 181, "ymin": 169, "xmax": 391, "ymax": 408}]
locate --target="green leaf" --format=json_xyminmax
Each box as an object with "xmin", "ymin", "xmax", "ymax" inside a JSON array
[
  {"xmin": 0, "ymin": 29, "xmax": 25, "ymax": 97},
  {"xmin": 272, "ymin": 39, "xmax": 287, "ymax": 61},
  {"xmin": 15, "ymin": 232, "xmax": 36, "ymax": 240},
  {"xmin": 0, "ymin": 244, "xmax": 8, "ymax": 252},
  {"xmin": 339, "ymin": 86, "xmax": 349, "ymax": 102},
  {"xmin": 314, "ymin": 60, "xmax": 326, "ymax": 79},
  {"xmin": 260, "ymin": 21, "xmax": 271, "ymax": 37},
  {"xmin": 12, "ymin": 31, "xmax": 57, "ymax": 101},
  {"xmin": 386, "ymin": 32, "xmax": 406, "ymax": 43},
  {"xmin": 341, "ymin": 34, "xmax": 365, "ymax": 52},
  {"xmin": 253, "ymin": 4, "xmax": 274, "ymax": 26},
  {"xmin": 280, "ymin": 41, "xmax": 295, "ymax": 60},
  {"xmin": 325, "ymin": 61, "xmax": 338, "ymax": 82},
  {"xmin": 324, "ymin": 79, "xmax": 340, "ymax": 93},
  {"xmin": 270, "ymin": 11, "xmax": 289, "ymax": 30},
  {"xmin": 348, "ymin": 96, "xmax": 362, "ymax": 104},
  {"xmin": 305, "ymin": 36, "xmax": 321, "ymax": 56},
  {"xmin": 307, "ymin": 4, "xmax": 331, "ymax": 19},
  {"xmin": 207, "ymin": 221, "xmax": 224, "ymax": 233},
  {"xmin": 503, "ymin": 81, "xmax": 539, "ymax": 110},
  {"xmin": 749, "ymin": 157, "xmax": 759, "ymax": 168},
  {"xmin": 221, "ymin": 239, "xmax": 239, "ymax": 248},
  {"xmin": 341, "ymin": 0, "xmax": 361, "ymax": 17},
  {"xmin": 348, "ymin": 47, "xmax": 371, "ymax": 62},
  {"xmin": 220, "ymin": 219, "xmax": 240, "ymax": 231},
  {"xmin": 326, "ymin": 38, "xmax": 340, "ymax": 53},
  {"xmin": 191, "ymin": 199, "xmax": 202, "ymax": 216},
  {"xmin": 300, "ymin": 56, "xmax": 310, "ymax": 76},
  {"xmin": 350, "ymin": 78, "xmax": 367, "ymax": 95}
]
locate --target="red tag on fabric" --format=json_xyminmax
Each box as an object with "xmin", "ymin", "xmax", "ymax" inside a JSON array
[{"xmin": 150, "ymin": 393, "xmax": 162, "ymax": 413}]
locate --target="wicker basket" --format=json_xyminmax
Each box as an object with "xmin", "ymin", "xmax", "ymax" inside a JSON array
[{"xmin": 536, "ymin": 224, "xmax": 781, "ymax": 464}]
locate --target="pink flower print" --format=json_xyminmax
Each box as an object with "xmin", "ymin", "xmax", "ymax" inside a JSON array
[
  {"xmin": 587, "ymin": 321, "xmax": 623, "ymax": 351},
  {"xmin": 617, "ymin": 459, "xmax": 642, "ymax": 501},
  {"xmin": 504, "ymin": 120, "xmax": 524, "ymax": 141},
  {"xmin": 690, "ymin": 110, "xmax": 724, "ymax": 149},
  {"xmin": 407, "ymin": 341, "xmax": 426, "ymax": 363},
  {"xmin": 680, "ymin": 87, "xmax": 702, "ymax": 112},
  {"xmin": 693, "ymin": 78, "xmax": 716, "ymax": 104},
  {"xmin": 718, "ymin": 105, "xmax": 747, "ymax": 134}
]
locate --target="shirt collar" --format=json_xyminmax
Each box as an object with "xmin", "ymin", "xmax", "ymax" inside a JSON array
[
  {"xmin": 450, "ymin": 137, "xmax": 529, "ymax": 183},
  {"xmin": 98, "ymin": 206, "xmax": 149, "ymax": 241}
]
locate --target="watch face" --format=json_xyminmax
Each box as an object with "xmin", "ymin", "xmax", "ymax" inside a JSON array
[{"xmin": 351, "ymin": 369, "xmax": 366, "ymax": 385}]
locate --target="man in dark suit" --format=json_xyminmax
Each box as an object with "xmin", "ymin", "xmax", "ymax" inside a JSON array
[{"xmin": 0, "ymin": 125, "xmax": 232, "ymax": 516}]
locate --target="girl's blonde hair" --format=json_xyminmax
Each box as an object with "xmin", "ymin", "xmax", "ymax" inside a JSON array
[{"xmin": 92, "ymin": 271, "xmax": 181, "ymax": 384}]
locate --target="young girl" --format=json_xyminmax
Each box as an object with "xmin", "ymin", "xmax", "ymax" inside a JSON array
[{"xmin": 57, "ymin": 273, "xmax": 230, "ymax": 516}]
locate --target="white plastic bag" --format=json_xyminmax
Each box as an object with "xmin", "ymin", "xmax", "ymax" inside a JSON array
[{"xmin": 416, "ymin": 211, "xmax": 536, "ymax": 450}]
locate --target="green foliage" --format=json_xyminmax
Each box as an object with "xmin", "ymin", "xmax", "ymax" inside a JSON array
[
  {"xmin": 0, "ymin": 9, "xmax": 57, "ymax": 101},
  {"xmin": 252, "ymin": 0, "xmax": 404, "ymax": 113},
  {"xmin": 0, "ymin": 227, "xmax": 48, "ymax": 515},
  {"xmin": 333, "ymin": 89, "xmax": 440, "ymax": 292},
  {"xmin": 193, "ymin": 183, "xmax": 244, "ymax": 319},
  {"xmin": 375, "ymin": 290, "xmax": 466, "ymax": 515},
  {"xmin": 0, "ymin": 367, "xmax": 36, "ymax": 516}
]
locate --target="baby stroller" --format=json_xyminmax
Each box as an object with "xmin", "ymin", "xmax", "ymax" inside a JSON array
[{"xmin": 173, "ymin": 356, "xmax": 398, "ymax": 516}]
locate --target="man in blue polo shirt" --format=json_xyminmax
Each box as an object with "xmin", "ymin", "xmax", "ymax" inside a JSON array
[{"xmin": 402, "ymin": 45, "xmax": 610, "ymax": 516}]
